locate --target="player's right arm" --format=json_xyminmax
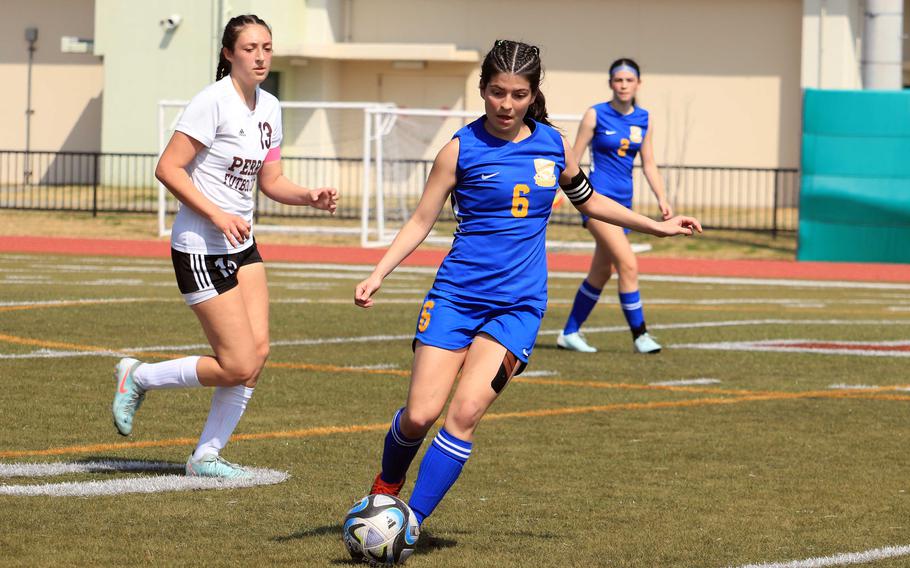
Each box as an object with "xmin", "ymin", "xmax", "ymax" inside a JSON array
[
  {"xmin": 155, "ymin": 132, "xmax": 251, "ymax": 247},
  {"xmin": 354, "ymin": 138, "xmax": 459, "ymax": 308},
  {"xmin": 571, "ymin": 107, "xmax": 597, "ymax": 164}
]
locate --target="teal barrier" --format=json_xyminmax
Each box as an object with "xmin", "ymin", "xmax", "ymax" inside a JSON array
[{"xmin": 799, "ymin": 89, "xmax": 910, "ymax": 263}]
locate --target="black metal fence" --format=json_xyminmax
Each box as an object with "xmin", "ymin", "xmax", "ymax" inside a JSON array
[{"xmin": 0, "ymin": 150, "xmax": 799, "ymax": 233}]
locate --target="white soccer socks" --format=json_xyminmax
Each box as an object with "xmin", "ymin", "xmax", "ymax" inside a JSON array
[
  {"xmin": 133, "ymin": 356, "xmax": 202, "ymax": 390},
  {"xmin": 192, "ymin": 385, "xmax": 255, "ymax": 460}
]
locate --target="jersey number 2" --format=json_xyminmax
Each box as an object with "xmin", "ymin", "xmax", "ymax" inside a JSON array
[
  {"xmin": 617, "ymin": 138, "xmax": 630, "ymax": 158},
  {"xmin": 511, "ymin": 184, "xmax": 530, "ymax": 218}
]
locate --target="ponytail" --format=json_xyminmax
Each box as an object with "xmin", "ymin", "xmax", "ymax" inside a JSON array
[
  {"xmin": 216, "ymin": 51, "xmax": 231, "ymax": 81},
  {"xmin": 527, "ymin": 89, "xmax": 551, "ymax": 127}
]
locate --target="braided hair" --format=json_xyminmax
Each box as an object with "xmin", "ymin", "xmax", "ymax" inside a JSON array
[
  {"xmin": 216, "ymin": 14, "xmax": 271, "ymax": 81},
  {"xmin": 479, "ymin": 39, "xmax": 552, "ymax": 127}
]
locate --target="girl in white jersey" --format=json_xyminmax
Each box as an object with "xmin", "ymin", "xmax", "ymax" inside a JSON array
[{"xmin": 110, "ymin": 15, "xmax": 338, "ymax": 479}]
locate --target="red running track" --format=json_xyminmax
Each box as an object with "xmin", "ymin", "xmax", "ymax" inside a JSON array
[{"xmin": 3, "ymin": 235, "xmax": 910, "ymax": 283}]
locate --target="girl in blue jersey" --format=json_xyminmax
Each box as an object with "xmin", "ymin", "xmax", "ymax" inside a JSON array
[
  {"xmin": 354, "ymin": 42, "xmax": 700, "ymax": 530},
  {"xmin": 557, "ymin": 58, "xmax": 672, "ymax": 354}
]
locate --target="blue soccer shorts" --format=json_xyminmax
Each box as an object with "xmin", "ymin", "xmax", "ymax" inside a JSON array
[{"xmin": 413, "ymin": 290, "xmax": 544, "ymax": 363}]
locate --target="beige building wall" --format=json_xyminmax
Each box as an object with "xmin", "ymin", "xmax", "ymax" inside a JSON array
[
  {"xmin": 323, "ymin": 0, "xmax": 804, "ymax": 169},
  {"xmin": 94, "ymin": 0, "xmax": 219, "ymax": 155},
  {"xmin": 0, "ymin": 0, "xmax": 102, "ymax": 153}
]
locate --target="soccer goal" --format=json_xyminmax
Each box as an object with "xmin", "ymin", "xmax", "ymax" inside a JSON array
[
  {"xmin": 158, "ymin": 100, "xmax": 653, "ymax": 252},
  {"xmin": 365, "ymin": 106, "xmax": 653, "ymax": 252}
]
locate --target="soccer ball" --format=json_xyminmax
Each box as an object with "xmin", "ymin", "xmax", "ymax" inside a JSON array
[{"xmin": 343, "ymin": 494, "xmax": 420, "ymax": 565}]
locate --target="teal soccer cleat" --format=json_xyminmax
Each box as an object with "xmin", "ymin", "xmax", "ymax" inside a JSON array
[
  {"xmin": 111, "ymin": 357, "xmax": 145, "ymax": 436},
  {"xmin": 186, "ymin": 453, "xmax": 253, "ymax": 479},
  {"xmin": 556, "ymin": 331, "xmax": 598, "ymax": 353},
  {"xmin": 633, "ymin": 332, "xmax": 662, "ymax": 354}
]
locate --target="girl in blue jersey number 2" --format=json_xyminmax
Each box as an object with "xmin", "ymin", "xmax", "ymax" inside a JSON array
[
  {"xmin": 558, "ymin": 58, "xmax": 672, "ymax": 354},
  {"xmin": 354, "ymin": 41, "xmax": 700, "ymax": 531}
]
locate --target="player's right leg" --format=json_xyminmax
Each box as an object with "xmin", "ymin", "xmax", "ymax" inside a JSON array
[
  {"xmin": 558, "ymin": 218, "xmax": 617, "ymax": 352},
  {"xmin": 372, "ymin": 342, "xmax": 465, "ymax": 496}
]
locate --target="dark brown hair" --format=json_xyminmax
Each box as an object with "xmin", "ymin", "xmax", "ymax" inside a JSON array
[
  {"xmin": 479, "ymin": 39, "xmax": 552, "ymax": 127},
  {"xmin": 216, "ymin": 14, "xmax": 271, "ymax": 81},
  {"xmin": 609, "ymin": 58, "xmax": 641, "ymax": 106}
]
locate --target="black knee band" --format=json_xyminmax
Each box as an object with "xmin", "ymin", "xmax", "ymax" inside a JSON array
[{"xmin": 491, "ymin": 351, "xmax": 527, "ymax": 394}]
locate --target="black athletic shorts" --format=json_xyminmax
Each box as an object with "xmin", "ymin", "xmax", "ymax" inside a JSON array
[{"xmin": 171, "ymin": 240, "xmax": 263, "ymax": 305}]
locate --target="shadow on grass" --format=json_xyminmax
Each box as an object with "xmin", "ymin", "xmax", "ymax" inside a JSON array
[
  {"xmin": 273, "ymin": 525, "xmax": 458, "ymax": 565},
  {"xmin": 75, "ymin": 456, "xmax": 184, "ymax": 476},
  {"xmin": 272, "ymin": 523, "xmax": 341, "ymax": 543}
]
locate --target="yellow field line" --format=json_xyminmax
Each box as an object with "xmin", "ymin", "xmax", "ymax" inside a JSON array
[{"xmin": 2, "ymin": 389, "xmax": 907, "ymax": 459}]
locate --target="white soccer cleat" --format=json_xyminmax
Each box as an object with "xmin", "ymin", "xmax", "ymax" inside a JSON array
[
  {"xmin": 112, "ymin": 357, "xmax": 145, "ymax": 436},
  {"xmin": 556, "ymin": 331, "xmax": 598, "ymax": 353},
  {"xmin": 633, "ymin": 332, "xmax": 662, "ymax": 354},
  {"xmin": 186, "ymin": 453, "xmax": 253, "ymax": 479}
]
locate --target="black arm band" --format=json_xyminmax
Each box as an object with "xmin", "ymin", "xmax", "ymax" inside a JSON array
[{"xmin": 559, "ymin": 170, "xmax": 594, "ymax": 206}]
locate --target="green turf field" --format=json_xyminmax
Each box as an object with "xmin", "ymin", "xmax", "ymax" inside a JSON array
[{"xmin": 1, "ymin": 252, "xmax": 909, "ymax": 567}]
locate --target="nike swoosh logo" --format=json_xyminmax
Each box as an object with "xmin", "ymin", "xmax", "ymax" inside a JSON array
[
  {"xmin": 118, "ymin": 367, "xmax": 130, "ymax": 394},
  {"xmin": 522, "ymin": 348, "xmax": 530, "ymax": 357},
  {"xmin": 604, "ymin": 130, "xmax": 617, "ymax": 135},
  {"xmin": 481, "ymin": 172, "xmax": 500, "ymax": 180}
]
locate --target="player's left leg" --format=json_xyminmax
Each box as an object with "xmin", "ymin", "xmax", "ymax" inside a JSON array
[
  {"xmin": 601, "ymin": 223, "xmax": 660, "ymax": 354},
  {"xmin": 188, "ymin": 261, "xmax": 270, "ymax": 477},
  {"xmin": 558, "ymin": 218, "xmax": 615, "ymax": 353},
  {"xmin": 408, "ymin": 333, "xmax": 523, "ymax": 525}
]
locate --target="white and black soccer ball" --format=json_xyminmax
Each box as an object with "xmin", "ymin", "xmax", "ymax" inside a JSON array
[{"xmin": 343, "ymin": 494, "xmax": 419, "ymax": 565}]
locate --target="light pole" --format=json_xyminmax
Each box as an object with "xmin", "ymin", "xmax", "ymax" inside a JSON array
[{"xmin": 24, "ymin": 27, "xmax": 37, "ymax": 185}]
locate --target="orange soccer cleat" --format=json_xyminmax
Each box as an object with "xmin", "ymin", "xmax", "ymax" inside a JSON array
[{"xmin": 370, "ymin": 473, "xmax": 405, "ymax": 496}]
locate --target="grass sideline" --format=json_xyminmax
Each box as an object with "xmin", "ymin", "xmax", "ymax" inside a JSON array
[
  {"xmin": 1, "ymin": 251, "xmax": 908, "ymax": 566},
  {"xmin": 0, "ymin": 209, "xmax": 796, "ymax": 260}
]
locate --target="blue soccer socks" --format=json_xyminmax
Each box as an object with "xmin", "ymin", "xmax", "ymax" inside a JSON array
[
  {"xmin": 563, "ymin": 280, "xmax": 603, "ymax": 335},
  {"xmin": 619, "ymin": 289, "xmax": 647, "ymax": 338},
  {"xmin": 408, "ymin": 428, "xmax": 472, "ymax": 525},
  {"xmin": 380, "ymin": 407, "xmax": 425, "ymax": 484}
]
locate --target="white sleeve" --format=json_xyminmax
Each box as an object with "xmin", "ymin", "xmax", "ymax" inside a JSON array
[
  {"xmin": 175, "ymin": 89, "xmax": 219, "ymax": 147},
  {"xmin": 271, "ymin": 105, "xmax": 283, "ymax": 149}
]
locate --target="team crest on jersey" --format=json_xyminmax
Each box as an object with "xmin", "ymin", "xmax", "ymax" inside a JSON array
[
  {"xmin": 629, "ymin": 126, "xmax": 643, "ymax": 144},
  {"xmin": 533, "ymin": 158, "xmax": 557, "ymax": 187}
]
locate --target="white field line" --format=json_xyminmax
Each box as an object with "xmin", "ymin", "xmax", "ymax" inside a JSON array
[
  {"xmin": 343, "ymin": 363, "xmax": 400, "ymax": 370},
  {"xmin": 649, "ymin": 378, "xmax": 721, "ymax": 386},
  {"xmin": 519, "ymin": 370, "xmax": 559, "ymax": 377},
  {"xmin": 8, "ymin": 257, "xmax": 910, "ymax": 289},
  {"xmin": 0, "ymin": 467, "xmax": 289, "ymax": 497},
  {"xmin": 729, "ymin": 544, "xmax": 910, "ymax": 568},
  {"xmin": 829, "ymin": 383, "xmax": 910, "ymax": 392},
  {"xmin": 0, "ymin": 297, "xmax": 155, "ymax": 308},
  {"xmin": 538, "ymin": 319, "xmax": 910, "ymax": 337},
  {"xmin": 636, "ymin": 274, "xmax": 910, "ymax": 290},
  {"xmin": 5, "ymin": 319, "xmax": 910, "ymax": 361},
  {"xmin": 0, "ymin": 349, "xmax": 123, "ymax": 360},
  {"xmin": 0, "ymin": 460, "xmax": 181, "ymax": 477},
  {"xmin": 48, "ymin": 264, "xmax": 173, "ymax": 274},
  {"xmin": 675, "ymin": 339, "xmax": 910, "ymax": 358},
  {"xmin": 1, "ymin": 278, "xmax": 173, "ymax": 287}
]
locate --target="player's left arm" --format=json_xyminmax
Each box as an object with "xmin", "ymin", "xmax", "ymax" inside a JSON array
[
  {"xmin": 559, "ymin": 137, "xmax": 700, "ymax": 237},
  {"xmin": 639, "ymin": 123, "xmax": 672, "ymax": 220},
  {"xmin": 258, "ymin": 155, "xmax": 338, "ymax": 213}
]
